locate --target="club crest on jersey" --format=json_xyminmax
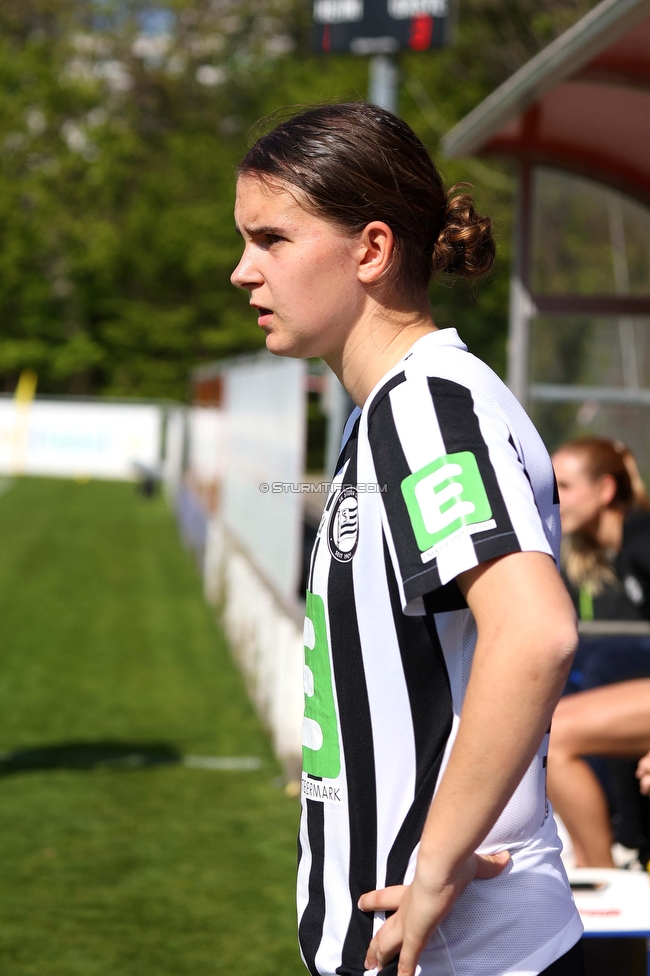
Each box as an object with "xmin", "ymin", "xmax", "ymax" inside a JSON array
[{"xmin": 327, "ymin": 486, "xmax": 359, "ymax": 562}]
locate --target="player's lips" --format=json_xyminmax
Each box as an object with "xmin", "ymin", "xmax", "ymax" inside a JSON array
[{"xmin": 251, "ymin": 303, "xmax": 273, "ymax": 327}]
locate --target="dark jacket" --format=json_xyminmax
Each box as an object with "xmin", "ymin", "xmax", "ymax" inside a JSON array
[{"xmin": 565, "ymin": 509, "xmax": 650, "ymax": 622}]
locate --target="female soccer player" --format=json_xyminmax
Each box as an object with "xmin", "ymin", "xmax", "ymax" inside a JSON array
[{"xmin": 231, "ymin": 103, "xmax": 582, "ymax": 976}]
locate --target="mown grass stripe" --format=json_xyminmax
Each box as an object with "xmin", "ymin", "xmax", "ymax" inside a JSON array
[{"xmin": 0, "ymin": 477, "xmax": 301, "ymax": 976}]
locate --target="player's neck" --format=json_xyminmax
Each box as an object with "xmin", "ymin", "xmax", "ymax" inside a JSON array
[{"xmin": 324, "ymin": 301, "xmax": 437, "ymax": 408}]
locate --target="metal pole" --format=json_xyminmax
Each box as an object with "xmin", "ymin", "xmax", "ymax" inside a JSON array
[
  {"xmin": 607, "ymin": 191, "xmax": 639, "ymax": 390},
  {"xmin": 369, "ymin": 54, "xmax": 398, "ymax": 113},
  {"xmin": 507, "ymin": 162, "xmax": 536, "ymax": 406}
]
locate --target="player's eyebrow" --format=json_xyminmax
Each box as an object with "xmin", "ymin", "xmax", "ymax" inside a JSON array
[{"xmin": 235, "ymin": 223, "xmax": 286, "ymax": 238}]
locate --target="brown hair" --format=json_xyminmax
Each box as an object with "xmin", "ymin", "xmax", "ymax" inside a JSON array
[
  {"xmin": 557, "ymin": 437, "xmax": 649, "ymax": 595},
  {"xmin": 560, "ymin": 437, "xmax": 649, "ymax": 512},
  {"xmin": 239, "ymin": 103, "xmax": 495, "ymax": 300}
]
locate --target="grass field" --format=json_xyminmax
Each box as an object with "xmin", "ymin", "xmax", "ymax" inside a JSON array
[{"xmin": 0, "ymin": 477, "xmax": 303, "ymax": 976}]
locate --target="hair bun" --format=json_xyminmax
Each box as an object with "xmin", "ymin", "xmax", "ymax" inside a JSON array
[{"xmin": 432, "ymin": 186, "xmax": 496, "ymax": 279}]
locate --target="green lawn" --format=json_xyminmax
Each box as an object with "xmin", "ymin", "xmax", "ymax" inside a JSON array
[{"xmin": 0, "ymin": 477, "xmax": 303, "ymax": 976}]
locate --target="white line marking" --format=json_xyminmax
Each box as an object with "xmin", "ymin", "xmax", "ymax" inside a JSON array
[{"xmin": 182, "ymin": 756, "xmax": 262, "ymax": 771}]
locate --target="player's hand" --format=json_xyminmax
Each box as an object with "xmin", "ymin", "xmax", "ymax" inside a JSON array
[
  {"xmin": 359, "ymin": 851, "xmax": 510, "ymax": 975},
  {"xmin": 636, "ymin": 751, "xmax": 650, "ymax": 795}
]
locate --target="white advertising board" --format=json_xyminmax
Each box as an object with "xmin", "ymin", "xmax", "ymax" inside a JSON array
[
  {"xmin": 188, "ymin": 407, "xmax": 225, "ymax": 485},
  {"xmin": 221, "ymin": 352, "xmax": 306, "ymax": 605},
  {"xmin": 162, "ymin": 407, "xmax": 186, "ymax": 498},
  {"xmin": 568, "ymin": 868, "xmax": 650, "ymax": 935},
  {"xmin": 0, "ymin": 399, "xmax": 162, "ymax": 481}
]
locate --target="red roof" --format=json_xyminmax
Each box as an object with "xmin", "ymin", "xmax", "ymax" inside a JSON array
[{"xmin": 442, "ymin": 0, "xmax": 650, "ymax": 204}]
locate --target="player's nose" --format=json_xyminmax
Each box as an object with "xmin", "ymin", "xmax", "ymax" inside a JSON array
[{"xmin": 231, "ymin": 245, "xmax": 263, "ymax": 290}]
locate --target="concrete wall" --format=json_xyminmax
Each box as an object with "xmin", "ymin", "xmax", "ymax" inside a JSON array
[
  {"xmin": 203, "ymin": 518, "xmax": 304, "ymax": 775},
  {"xmin": 166, "ymin": 351, "xmax": 309, "ymax": 774},
  {"xmin": 221, "ymin": 354, "xmax": 306, "ymax": 604}
]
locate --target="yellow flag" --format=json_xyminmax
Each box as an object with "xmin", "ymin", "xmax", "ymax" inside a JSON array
[{"xmin": 14, "ymin": 369, "xmax": 38, "ymax": 405}]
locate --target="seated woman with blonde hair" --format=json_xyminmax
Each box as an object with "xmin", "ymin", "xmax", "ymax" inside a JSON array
[
  {"xmin": 553, "ymin": 436, "xmax": 650, "ymax": 692},
  {"xmin": 548, "ymin": 437, "xmax": 650, "ymax": 867}
]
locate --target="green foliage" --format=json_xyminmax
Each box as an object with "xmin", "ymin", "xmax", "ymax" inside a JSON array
[
  {"xmin": 0, "ymin": 476, "xmax": 302, "ymax": 975},
  {"xmin": 0, "ymin": 0, "xmax": 599, "ymax": 397},
  {"xmin": 532, "ymin": 168, "xmax": 650, "ymax": 296}
]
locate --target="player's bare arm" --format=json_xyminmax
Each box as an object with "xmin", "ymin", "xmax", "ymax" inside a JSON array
[{"xmin": 360, "ymin": 551, "xmax": 578, "ymax": 976}]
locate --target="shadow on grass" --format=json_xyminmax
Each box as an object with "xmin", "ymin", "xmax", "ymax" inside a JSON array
[{"xmin": 0, "ymin": 741, "xmax": 181, "ymax": 776}]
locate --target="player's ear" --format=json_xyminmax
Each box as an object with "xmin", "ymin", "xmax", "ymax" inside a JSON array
[
  {"xmin": 598, "ymin": 473, "xmax": 617, "ymax": 507},
  {"xmin": 356, "ymin": 222, "xmax": 394, "ymax": 285}
]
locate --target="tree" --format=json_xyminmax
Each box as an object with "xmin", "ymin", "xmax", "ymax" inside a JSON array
[{"xmin": 0, "ymin": 0, "xmax": 598, "ymax": 398}]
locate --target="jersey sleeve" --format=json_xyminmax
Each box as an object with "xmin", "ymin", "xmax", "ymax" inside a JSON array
[{"xmin": 367, "ymin": 372, "xmax": 555, "ymax": 615}]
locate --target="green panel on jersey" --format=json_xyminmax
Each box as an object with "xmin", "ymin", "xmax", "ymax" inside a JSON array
[
  {"xmin": 302, "ymin": 591, "xmax": 341, "ymax": 780},
  {"xmin": 579, "ymin": 586, "xmax": 594, "ymax": 621},
  {"xmin": 401, "ymin": 451, "xmax": 492, "ymax": 553}
]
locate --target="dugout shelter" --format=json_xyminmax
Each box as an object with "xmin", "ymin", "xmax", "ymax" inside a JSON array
[{"xmin": 443, "ymin": 0, "xmax": 650, "ymax": 475}]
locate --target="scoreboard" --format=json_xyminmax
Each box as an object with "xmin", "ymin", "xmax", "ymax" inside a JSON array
[{"xmin": 312, "ymin": 0, "xmax": 451, "ymax": 54}]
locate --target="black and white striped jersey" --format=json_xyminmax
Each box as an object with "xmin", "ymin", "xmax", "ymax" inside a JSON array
[{"xmin": 298, "ymin": 329, "xmax": 581, "ymax": 976}]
